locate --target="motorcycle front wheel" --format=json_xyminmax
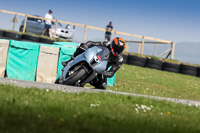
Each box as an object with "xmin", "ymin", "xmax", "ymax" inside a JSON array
[{"xmin": 63, "ymin": 68, "xmax": 87, "ymax": 86}]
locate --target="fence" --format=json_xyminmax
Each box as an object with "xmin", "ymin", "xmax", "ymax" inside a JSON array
[
  {"xmin": 126, "ymin": 41, "xmax": 175, "ymax": 59},
  {"xmin": 0, "ymin": 9, "xmax": 175, "ymax": 59}
]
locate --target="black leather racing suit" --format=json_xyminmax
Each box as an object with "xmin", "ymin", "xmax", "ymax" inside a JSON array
[{"xmin": 69, "ymin": 41, "xmax": 123, "ymax": 89}]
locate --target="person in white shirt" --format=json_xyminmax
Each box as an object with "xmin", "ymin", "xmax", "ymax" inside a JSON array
[{"xmin": 42, "ymin": 10, "xmax": 53, "ymax": 38}]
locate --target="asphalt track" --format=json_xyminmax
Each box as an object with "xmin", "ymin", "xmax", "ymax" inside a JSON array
[{"xmin": 1, "ymin": 77, "xmax": 200, "ymax": 106}]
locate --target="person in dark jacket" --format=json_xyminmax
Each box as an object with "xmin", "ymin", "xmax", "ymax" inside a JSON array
[
  {"xmin": 105, "ymin": 21, "xmax": 113, "ymax": 42},
  {"xmin": 62, "ymin": 37, "xmax": 126, "ymax": 89}
]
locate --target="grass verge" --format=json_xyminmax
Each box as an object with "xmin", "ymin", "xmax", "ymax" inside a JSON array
[
  {"xmin": 0, "ymin": 84, "xmax": 200, "ymax": 133},
  {"xmin": 106, "ymin": 64, "xmax": 200, "ymax": 100}
]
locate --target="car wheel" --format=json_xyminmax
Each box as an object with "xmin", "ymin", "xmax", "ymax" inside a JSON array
[{"xmin": 19, "ymin": 26, "xmax": 24, "ymax": 32}]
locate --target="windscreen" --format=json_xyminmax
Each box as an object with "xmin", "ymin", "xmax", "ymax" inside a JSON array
[{"xmin": 96, "ymin": 46, "xmax": 109, "ymax": 60}]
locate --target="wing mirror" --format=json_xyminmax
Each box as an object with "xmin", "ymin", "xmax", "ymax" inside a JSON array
[
  {"xmin": 65, "ymin": 24, "xmax": 75, "ymax": 29},
  {"xmin": 65, "ymin": 24, "xmax": 69, "ymax": 29}
]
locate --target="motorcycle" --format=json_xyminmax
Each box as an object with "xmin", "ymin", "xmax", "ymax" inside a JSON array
[{"xmin": 55, "ymin": 46, "xmax": 110, "ymax": 87}]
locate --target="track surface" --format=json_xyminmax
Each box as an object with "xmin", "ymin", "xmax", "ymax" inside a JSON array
[{"xmin": 1, "ymin": 77, "xmax": 200, "ymax": 106}]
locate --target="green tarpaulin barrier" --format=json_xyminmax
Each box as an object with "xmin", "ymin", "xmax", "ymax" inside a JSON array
[
  {"xmin": 107, "ymin": 74, "xmax": 116, "ymax": 86},
  {"xmin": 6, "ymin": 40, "xmax": 40, "ymax": 81},
  {"xmin": 107, "ymin": 67, "xmax": 116, "ymax": 86},
  {"xmin": 56, "ymin": 45, "xmax": 77, "ymax": 79},
  {"xmin": 53, "ymin": 42, "xmax": 78, "ymax": 79},
  {"xmin": 5, "ymin": 40, "xmax": 116, "ymax": 86}
]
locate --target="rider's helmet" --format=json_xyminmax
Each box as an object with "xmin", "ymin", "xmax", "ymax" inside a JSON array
[{"xmin": 110, "ymin": 37, "xmax": 126, "ymax": 56}]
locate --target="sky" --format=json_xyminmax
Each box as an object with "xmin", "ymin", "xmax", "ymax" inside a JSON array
[{"xmin": 0, "ymin": 0, "xmax": 200, "ymax": 63}]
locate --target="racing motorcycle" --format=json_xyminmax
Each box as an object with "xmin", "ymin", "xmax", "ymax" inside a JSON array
[{"xmin": 55, "ymin": 46, "xmax": 110, "ymax": 87}]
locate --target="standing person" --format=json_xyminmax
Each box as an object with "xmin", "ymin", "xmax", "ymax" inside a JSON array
[
  {"xmin": 105, "ymin": 21, "xmax": 113, "ymax": 42},
  {"xmin": 42, "ymin": 10, "xmax": 53, "ymax": 38}
]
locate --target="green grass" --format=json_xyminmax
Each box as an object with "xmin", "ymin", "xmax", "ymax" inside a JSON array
[
  {"xmin": 162, "ymin": 58, "xmax": 181, "ymax": 64},
  {"xmin": 181, "ymin": 62, "xmax": 200, "ymax": 67},
  {"xmin": 106, "ymin": 64, "xmax": 200, "ymax": 100},
  {"xmin": 38, "ymin": 35, "xmax": 55, "ymax": 40},
  {"xmin": 22, "ymin": 32, "xmax": 39, "ymax": 37},
  {"xmin": 1, "ymin": 84, "xmax": 200, "ymax": 133},
  {"xmin": 1, "ymin": 64, "xmax": 200, "ymax": 132}
]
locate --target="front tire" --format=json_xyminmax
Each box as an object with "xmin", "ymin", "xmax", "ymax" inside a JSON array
[
  {"xmin": 63, "ymin": 68, "xmax": 87, "ymax": 86},
  {"xmin": 55, "ymin": 78, "xmax": 60, "ymax": 84}
]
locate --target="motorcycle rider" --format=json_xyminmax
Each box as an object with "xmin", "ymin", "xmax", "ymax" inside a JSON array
[{"xmin": 62, "ymin": 37, "xmax": 126, "ymax": 89}]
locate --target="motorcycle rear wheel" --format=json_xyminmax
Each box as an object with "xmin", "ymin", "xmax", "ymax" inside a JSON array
[{"xmin": 63, "ymin": 68, "xmax": 87, "ymax": 86}]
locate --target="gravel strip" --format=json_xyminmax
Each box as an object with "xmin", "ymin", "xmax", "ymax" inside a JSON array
[{"xmin": 1, "ymin": 77, "xmax": 200, "ymax": 106}]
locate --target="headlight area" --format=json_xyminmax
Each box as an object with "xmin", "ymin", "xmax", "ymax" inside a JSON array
[
  {"xmin": 52, "ymin": 29, "xmax": 62, "ymax": 37},
  {"xmin": 51, "ymin": 28, "xmax": 74, "ymax": 40}
]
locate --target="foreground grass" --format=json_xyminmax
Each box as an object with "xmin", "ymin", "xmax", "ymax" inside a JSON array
[
  {"xmin": 107, "ymin": 64, "xmax": 200, "ymax": 100},
  {"xmin": 0, "ymin": 84, "xmax": 200, "ymax": 133}
]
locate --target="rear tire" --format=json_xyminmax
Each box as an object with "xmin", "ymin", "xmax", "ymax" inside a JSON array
[{"xmin": 63, "ymin": 68, "xmax": 87, "ymax": 86}]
